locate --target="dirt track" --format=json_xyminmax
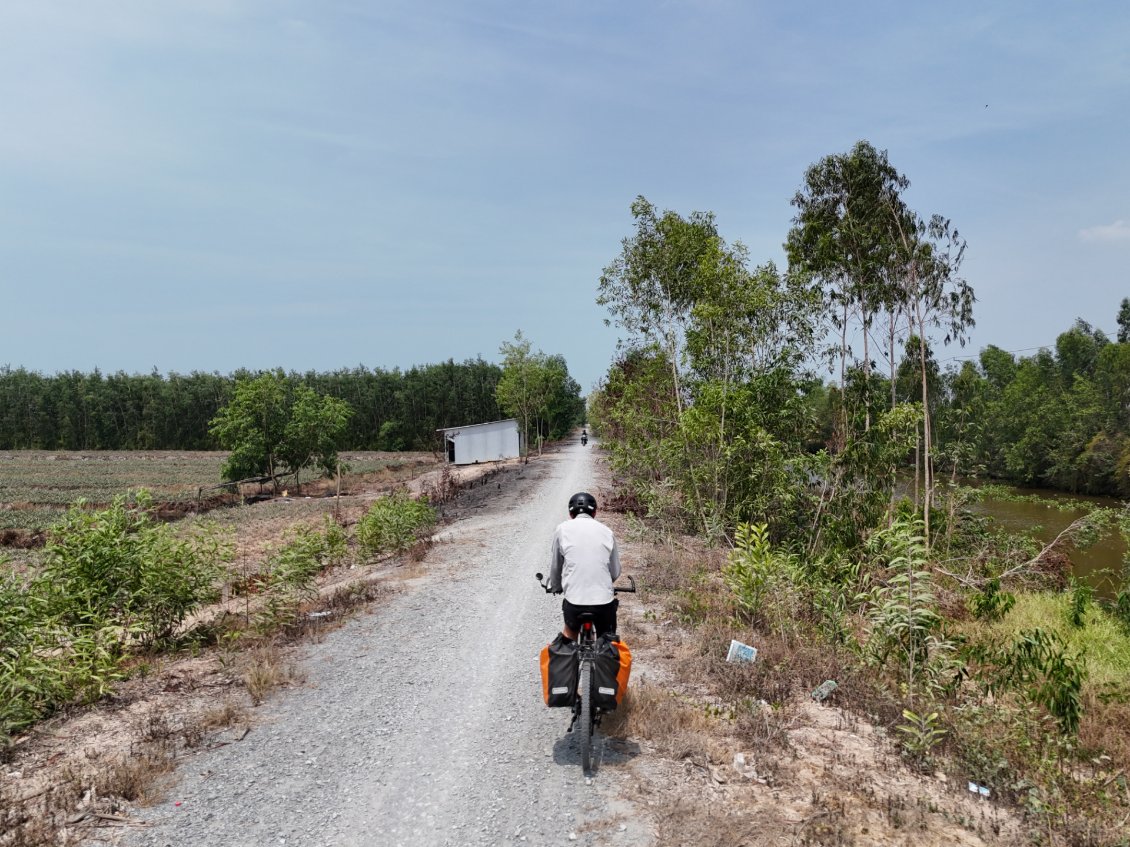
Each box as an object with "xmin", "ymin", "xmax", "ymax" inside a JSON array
[{"xmin": 116, "ymin": 440, "xmax": 650, "ymax": 847}]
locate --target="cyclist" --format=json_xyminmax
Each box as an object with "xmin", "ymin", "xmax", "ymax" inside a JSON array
[{"xmin": 542, "ymin": 492, "xmax": 621, "ymax": 640}]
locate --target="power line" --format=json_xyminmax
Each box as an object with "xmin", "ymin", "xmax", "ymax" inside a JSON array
[{"xmin": 939, "ymin": 327, "xmax": 1120, "ymax": 363}]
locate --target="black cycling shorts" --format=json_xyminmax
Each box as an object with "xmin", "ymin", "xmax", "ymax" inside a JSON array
[{"xmin": 562, "ymin": 598, "xmax": 618, "ymax": 637}]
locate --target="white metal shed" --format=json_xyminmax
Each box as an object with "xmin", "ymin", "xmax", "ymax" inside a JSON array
[{"xmin": 439, "ymin": 419, "xmax": 522, "ymax": 465}]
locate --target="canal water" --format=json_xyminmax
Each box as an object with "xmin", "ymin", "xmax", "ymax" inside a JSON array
[{"xmin": 961, "ymin": 483, "xmax": 1127, "ymax": 593}]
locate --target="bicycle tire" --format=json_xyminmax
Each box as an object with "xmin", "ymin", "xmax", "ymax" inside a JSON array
[{"xmin": 578, "ymin": 658, "xmax": 593, "ymax": 773}]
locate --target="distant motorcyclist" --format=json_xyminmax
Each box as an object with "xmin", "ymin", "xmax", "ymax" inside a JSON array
[{"xmin": 580, "ymin": 428, "xmax": 588, "ymax": 446}]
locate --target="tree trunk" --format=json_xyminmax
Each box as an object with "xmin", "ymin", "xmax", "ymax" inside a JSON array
[
  {"xmin": 916, "ymin": 307, "xmax": 932, "ymax": 548},
  {"xmin": 888, "ymin": 311, "xmax": 898, "ymax": 410}
]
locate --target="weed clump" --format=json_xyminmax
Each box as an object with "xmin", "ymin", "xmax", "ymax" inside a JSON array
[
  {"xmin": 0, "ymin": 492, "xmax": 230, "ymax": 740},
  {"xmin": 356, "ymin": 490, "xmax": 436, "ymax": 560}
]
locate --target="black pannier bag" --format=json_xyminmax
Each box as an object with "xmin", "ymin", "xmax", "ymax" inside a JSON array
[
  {"xmin": 592, "ymin": 635, "xmax": 632, "ymax": 711},
  {"xmin": 540, "ymin": 634, "xmax": 578, "ymax": 707}
]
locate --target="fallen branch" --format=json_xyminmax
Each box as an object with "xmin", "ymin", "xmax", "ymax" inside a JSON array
[{"xmin": 937, "ymin": 511, "xmax": 1102, "ymax": 589}]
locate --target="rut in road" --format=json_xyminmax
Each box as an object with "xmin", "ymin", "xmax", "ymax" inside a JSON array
[{"xmin": 120, "ymin": 440, "xmax": 650, "ymax": 847}]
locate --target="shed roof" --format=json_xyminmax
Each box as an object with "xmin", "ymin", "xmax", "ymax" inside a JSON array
[{"xmin": 437, "ymin": 418, "xmax": 518, "ymax": 434}]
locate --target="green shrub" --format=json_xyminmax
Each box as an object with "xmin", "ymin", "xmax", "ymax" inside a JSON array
[
  {"xmin": 356, "ymin": 491, "xmax": 436, "ymax": 559},
  {"xmin": 41, "ymin": 492, "xmax": 228, "ymax": 645},
  {"xmin": 252, "ymin": 517, "xmax": 349, "ymax": 633},
  {"xmin": 969, "ymin": 578, "xmax": 1016, "ymax": 621},
  {"xmin": 723, "ymin": 522, "xmax": 803, "ymax": 636},
  {"xmin": 859, "ymin": 519, "xmax": 948, "ymax": 695},
  {"xmin": 965, "ymin": 627, "xmax": 1087, "ymax": 734},
  {"xmin": 0, "ymin": 493, "xmax": 230, "ymax": 739},
  {"xmin": 1066, "ymin": 578, "xmax": 1093, "ymax": 629}
]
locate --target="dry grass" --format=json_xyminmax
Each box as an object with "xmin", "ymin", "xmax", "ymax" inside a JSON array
[
  {"xmin": 94, "ymin": 748, "xmax": 176, "ymax": 804},
  {"xmin": 604, "ymin": 677, "xmax": 724, "ymax": 764},
  {"xmin": 184, "ymin": 699, "xmax": 248, "ymax": 749},
  {"xmin": 242, "ymin": 644, "xmax": 302, "ymax": 705},
  {"xmin": 1078, "ymin": 691, "xmax": 1130, "ymax": 792}
]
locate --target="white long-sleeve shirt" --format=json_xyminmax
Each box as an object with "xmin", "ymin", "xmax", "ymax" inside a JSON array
[{"xmin": 546, "ymin": 513, "xmax": 621, "ymax": 605}]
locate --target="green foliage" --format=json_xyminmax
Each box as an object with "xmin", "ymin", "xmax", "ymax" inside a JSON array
[
  {"xmin": 209, "ymin": 371, "xmax": 352, "ymax": 487},
  {"xmin": 932, "ymin": 315, "xmax": 1130, "ymax": 497},
  {"xmin": 965, "ymin": 627, "xmax": 1087, "ymax": 734},
  {"xmin": 42, "ymin": 492, "xmax": 228, "ymax": 645},
  {"xmin": 595, "ymin": 200, "xmax": 822, "ymax": 538},
  {"xmin": 282, "ymin": 386, "xmax": 353, "ymax": 480},
  {"xmin": 0, "ymin": 360, "xmax": 509, "ymax": 453},
  {"xmin": 1115, "ymin": 590, "xmax": 1130, "ymax": 632},
  {"xmin": 495, "ymin": 332, "xmax": 584, "ymax": 452},
  {"xmin": 860, "ymin": 521, "xmax": 944, "ymax": 681},
  {"xmin": 896, "ymin": 708, "xmax": 947, "ymax": 766},
  {"xmin": 252, "ymin": 517, "xmax": 348, "ymax": 633},
  {"xmin": 968, "ymin": 578, "xmax": 1016, "ymax": 622},
  {"xmin": 0, "ymin": 495, "xmax": 230, "ymax": 738},
  {"xmin": 1066, "ymin": 577, "xmax": 1093, "ymax": 628},
  {"xmin": 812, "ymin": 402, "xmax": 923, "ymax": 552},
  {"xmin": 356, "ymin": 491, "xmax": 437, "ymax": 559},
  {"xmin": 723, "ymin": 523, "xmax": 802, "ymax": 634}
]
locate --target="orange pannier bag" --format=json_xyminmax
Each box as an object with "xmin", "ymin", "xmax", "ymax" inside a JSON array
[
  {"xmin": 592, "ymin": 636, "xmax": 632, "ymax": 710},
  {"xmin": 540, "ymin": 635, "xmax": 578, "ymax": 707}
]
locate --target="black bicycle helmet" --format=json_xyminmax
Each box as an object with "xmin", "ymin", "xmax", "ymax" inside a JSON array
[{"xmin": 568, "ymin": 491, "xmax": 597, "ymax": 517}]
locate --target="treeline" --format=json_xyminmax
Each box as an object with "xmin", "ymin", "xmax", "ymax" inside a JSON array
[
  {"xmin": 931, "ymin": 314, "xmax": 1130, "ymax": 497},
  {"xmin": 0, "ymin": 359, "xmax": 526, "ymax": 452},
  {"xmin": 802, "ymin": 310, "xmax": 1130, "ymax": 499}
]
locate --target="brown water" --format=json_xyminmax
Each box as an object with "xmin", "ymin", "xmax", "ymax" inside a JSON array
[{"xmin": 963, "ymin": 483, "xmax": 1126, "ymax": 594}]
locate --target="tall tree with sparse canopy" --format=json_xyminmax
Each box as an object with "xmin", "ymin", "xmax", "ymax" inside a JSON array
[
  {"xmin": 787, "ymin": 141, "xmax": 908, "ymax": 431},
  {"xmin": 789, "ymin": 141, "xmax": 974, "ymax": 544}
]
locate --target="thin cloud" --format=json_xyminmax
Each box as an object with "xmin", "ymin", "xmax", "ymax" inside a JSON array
[{"xmin": 1079, "ymin": 220, "xmax": 1130, "ymax": 243}]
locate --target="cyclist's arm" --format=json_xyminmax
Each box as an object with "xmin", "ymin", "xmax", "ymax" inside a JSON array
[
  {"xmin": 608, "ymin": 536, "xmax": 621, "ymax": 582},
  {"xmin": 545, "ymin": 531, "xmax": 565, "ymax": 593}
]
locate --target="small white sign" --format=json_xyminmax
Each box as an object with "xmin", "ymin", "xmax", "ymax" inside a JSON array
[
  {"xmin": 551, "ymin": 687, "xmax": 569, "ymax": 695},
  {"xmin": 598, "ymin": 687, "xmax": 616, "ymax": 696},
  {"xmin": 726, "ymin": 640, "xmax": 758, "ymax": 663}
]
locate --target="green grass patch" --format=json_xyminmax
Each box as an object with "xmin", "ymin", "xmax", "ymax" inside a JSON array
[{"xmin": 975, "ymin": 591, "xmax": 1130, "ymax": 687}]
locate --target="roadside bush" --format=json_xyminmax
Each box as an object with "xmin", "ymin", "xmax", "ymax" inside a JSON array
[
  {"xmin": 356, "ymin": 491, "xmax": 436, "ymax": 559},
  {"xmin": 963, "ymin": 627, "xmax": 1087, "ymax": 735},
  {"xmin": 253, "ymin": 517, "xmax": 348, "ymax": 634},
  {"xmin": 723, "ymin": 522, "xmax": 804, "ymax": 637},
  {"xmin": 858, "ymin": 519, "xmax": 951, "ymax": 697},
  {"xmin": 0, "ymin": 494, "xmax": 230, "ymax": 740},
  {"xmin": 42, "ymin": 492, "xmax": 229, "ymax": 645}
]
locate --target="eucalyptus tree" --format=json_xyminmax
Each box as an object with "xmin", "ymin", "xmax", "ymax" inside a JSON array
[
  {"xmin": 786, "ymin": 141, "xmax": 908, "ymax": 431},
  {"xmin": 788, "ymin": 142, "xmax": 975, "ymax": 543},
  {"xmin": 495, "ymin": 333, "xmax": 582, "ymax": 455},
  {"xmin": 888, "ymin": 211, "xmax": 974, "ymax": 542},
  {"xmin": 598, "ymin": 196, "xmax": 722, "ymax": 416},
  {"xmin": 1055, "ymin": 319, "xmax": 1108, "ymax": 385},
  {"xmin": 495, "ymin": 332, "xmax": 544, "ymax": 456},
  {"xmin": 599, "ymin": 196, "xmax": 822, "ymax": 537}
]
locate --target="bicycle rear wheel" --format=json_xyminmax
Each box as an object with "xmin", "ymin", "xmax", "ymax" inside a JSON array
[{"xmin": 578, "ymin": 658, "xmax": 593, "ymax": 773}]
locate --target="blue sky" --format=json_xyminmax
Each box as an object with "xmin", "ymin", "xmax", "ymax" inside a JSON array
[{"xmin": 2, "ymin": 1, "xmax": 1127, "ymax": 392}]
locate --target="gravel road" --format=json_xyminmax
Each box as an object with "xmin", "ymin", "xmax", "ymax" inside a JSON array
[{"xmin": 119, "ymin": 440, "xmax": 651, "ymax": 847}]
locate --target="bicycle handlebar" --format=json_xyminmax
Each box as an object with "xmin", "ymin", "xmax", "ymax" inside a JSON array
[{"xmin": 534, "ymin": 572, "xmax": 635, "ymax": 594}]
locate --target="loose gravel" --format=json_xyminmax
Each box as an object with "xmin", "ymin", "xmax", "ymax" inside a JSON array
[{"xmin": 117, "ymin": 442, "xmax": 650, "ymax": 847}]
